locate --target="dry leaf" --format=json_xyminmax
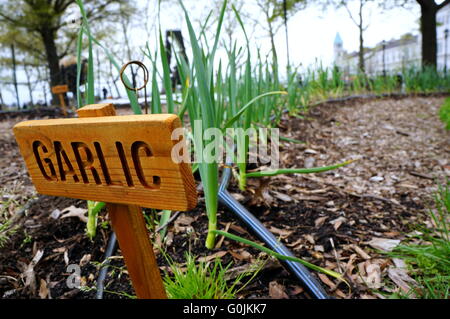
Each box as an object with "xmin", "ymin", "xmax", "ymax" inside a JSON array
[
  {"xmin": 334, "ymin": 289, "xmax": 347, "ymax": 299},
  {"xmin": 63, "ymin": 250, "xmax": 69, "ymax": 266},
  {"xmin": 197, "ymin": 251, "xmax": 227, "ymax": 262},
  {"xmin": 329, "ymin": 217, "xmax": 347, "ymax": 231},
  {"xmin": 367, "ymin": 238, "xmax": 400, "ymax": 251},
  {"xmin": 383, "ymin": 231, "xmax": 401, "ymax": 238},
  {"xmin": 221, "ymin": 223, "xmax": 247, "ymax": 235},
  {"xmin": 364, "ymin": 263, "xmax": 381, "ymax": 289},
  {"xmin": 79, "ymin": 254, "xmax": 91, "ymax": 267},
  {"xmin": 304, "ymin": 234, "xmax": 315, "ymax": 245},
  {"xmin": 392, "ymin": 258, "xmax": 407, "ymax": 269},
  {"xmin": 39, "ymin": 279, "xmax": 49, "ymax": 299},
  {"xmin": 311, "ymin": 251, "xmax": 324, "ymax": 259},
  {"xmin": 175, "ymin": 214, "xmax": 194, "ymax": 226},
  {"xmin": 351, "ymin": 245, "xmax": 371, "ymax": 260},
  {"xmin": 60, "ymin": 206, "xmax": 88, "ymax": 223},
  {"xmin": 388, "ymin": 267, "xmax": 418, "ymax": 297},
  {"xmin": 165, "ymin": 231, "xmax": 174, "ymax": 246},
  {"xmin": 344, "ymin": 253, "xmax": 358, "ymax": 277},
  {"xmin": 314, "ymin": 216, "xmax": 328, "ymax": 228},
  {"xmin": 290, "ymin": 285, "xmax": 304, "ymax": 296},
  {"xmin": 215, "ymin": 222, "xmax": 231, "ymax": 249},
  {"xmin": 229, "ymin": 249, "xmax": 252, "ymax": 261},
  {"xmin": 318, "ymin": 273, "xmax": 336, "ymax": 289},
  {"xmin": 230, "ymin": 192, "xmax": 245, "ymax": 201},
  {"xmin": 286, "ymin": 238, "xmax": 303, "ymax": 248},
  {"xmin": 21, "ymin": 249, "xmax": 44, "ymax": 294},
  {"xmin": 314, "ymin": 245, "xmax": 324, "ymax": 252},
  {"xmin": 269, "ymin": 281, "xmax": 288, "ymax": 299},
  {"xmin": 271, "ymin": 191, "xmax": 293, "ymax": 202},
  {"xmin": 304, "ymin": 149, "xmax": 318, "ymax": 155},
  {"xmin": 269, "ymin": 226, "xmax": 293, "ymax": 238}
]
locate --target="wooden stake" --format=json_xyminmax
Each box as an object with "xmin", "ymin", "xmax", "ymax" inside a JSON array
[
  {"xmin": 51, "ymin": 85, "xmax": 69, "ymax": 116},
  {"xmin": 77, "ymin": 104, "xmax": 167, "ymax": 299},
  {"xmin": 58, "ymin": 93, "xmax": 67, "ymax": 116}
]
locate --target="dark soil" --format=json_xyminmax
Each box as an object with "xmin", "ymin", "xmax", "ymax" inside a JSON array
[{"xmin": 0, "ymin": 95, "xmax": 448, "ymax": 299}]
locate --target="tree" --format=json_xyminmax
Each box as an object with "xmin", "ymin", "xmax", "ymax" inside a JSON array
[
  {"xmin": 0, "ymin": 0, "xmax": 134, "ymax": 106},
  {"xmin": 383, "ymin": 0, "xmax": 450, "ymax": 69},
  {"xmin": 341, "ymin": 0, "xmax": 371, "ymax": 74},
  {"xmin": 255, "ymin": 0, "xmax": 307, "ymax": 69},
  {"xmin": 320, "ymin": 0, "xmax": 374, "ymax": 74},
  {"xmin": 416, "ymin": 0, "xmax": 450, "ymax": 68}
]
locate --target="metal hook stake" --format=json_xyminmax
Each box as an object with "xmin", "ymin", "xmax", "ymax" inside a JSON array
[{"xmin": 119, "ymin": 60, "xmax": 149, "ymax": 114}]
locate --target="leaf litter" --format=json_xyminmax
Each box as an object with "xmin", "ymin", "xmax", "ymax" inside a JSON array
[{"xmin": 0, "ymin": 96, "xmax": 449, "ymax": 299}]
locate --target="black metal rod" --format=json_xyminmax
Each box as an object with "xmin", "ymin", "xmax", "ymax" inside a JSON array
[{"xmin": 218, "ymin": 167, "xmax": 329, "ymax": 299}]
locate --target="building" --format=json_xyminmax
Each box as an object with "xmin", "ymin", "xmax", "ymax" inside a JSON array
[
  {"xmin": 334, "ymin": 3, "xmax": 450, "ymax": 76},
  {"xmin": 437, "ymin": 3, "xmax": 450, "ymax": 71}
]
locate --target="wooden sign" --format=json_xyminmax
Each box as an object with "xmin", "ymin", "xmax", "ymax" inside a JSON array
[
  {"xmin": 51, "ymin": 84, "xmax": 69, "ymax": 94},
  {"xmin": 13, "ymin": 107, "xmax": 197, "ymax": 211},
  {"xmin": 13, "ymin": 103, "xmax": 198, "ymax": 299}
]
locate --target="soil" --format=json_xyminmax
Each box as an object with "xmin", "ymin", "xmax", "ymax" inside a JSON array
[{"xmin": 0, "ymin": 95, "xmax": 448, "ymax": 299}]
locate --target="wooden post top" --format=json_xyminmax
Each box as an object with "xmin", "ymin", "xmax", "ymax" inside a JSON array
[
  {"xmin": 77, "ymin": 103, "xmax": 116, "ymax": 117},
  {"xmin": 51, "ymin": 85, "xmax": 69, "ymax": 94}
]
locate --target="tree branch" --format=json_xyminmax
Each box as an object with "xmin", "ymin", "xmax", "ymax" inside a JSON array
[{"xmin": 438, "ymin": 0, "xmax": 450, "ymax": 10}]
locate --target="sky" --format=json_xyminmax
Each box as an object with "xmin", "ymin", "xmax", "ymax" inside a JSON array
[{"xmin": 1, "ymin": 0, "xmax": 422, "ymax": 106}]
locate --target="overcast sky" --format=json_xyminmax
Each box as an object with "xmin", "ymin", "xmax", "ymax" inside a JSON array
[{"xmin": 2, "ymin": 0, "xmax": 422, "ymax": 106}]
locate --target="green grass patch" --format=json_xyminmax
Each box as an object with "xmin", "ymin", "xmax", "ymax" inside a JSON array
[
  {"xmin": 439, "ymin": 98, "xmax": 450, "ymax": 130},
  {"xmin": 162, "ymin": 252, "xmax": 264, "ymax": 299},
  {"xmin": 387, "ymin": 180, "xmax": 450, "ymax": 299}
]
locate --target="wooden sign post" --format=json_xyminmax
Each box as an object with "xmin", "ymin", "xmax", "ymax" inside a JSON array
[
  {"xmin": 13, "ymin": 103, "xmax": 197, "ymax": 299},
  {"xmin": 51, "ymin": 85, "xmax": 69, "ymax": 116}
]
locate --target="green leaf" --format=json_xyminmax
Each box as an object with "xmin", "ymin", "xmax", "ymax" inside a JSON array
[
  {"xmin": 212, "ymin": 230, "xmax": 347, "ymax": 284},
  {"xmin": 224, "ymin": 91, "xmax": 287, "ymax": 129},
  {"xmin": 159, "ymin": 31, "xmax": 175, "ymax": 113},
  {"xmin": 246, "ymin": 160, "xmax": 356, "ymax": 177}
]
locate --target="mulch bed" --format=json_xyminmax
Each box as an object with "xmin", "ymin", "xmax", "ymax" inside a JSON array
[{"xmin": 0, "ymin": 95, "xmax": 448, "ymax": 299}]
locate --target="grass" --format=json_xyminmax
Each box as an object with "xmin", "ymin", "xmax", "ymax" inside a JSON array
[
  {"xmin": 162, "ymin": 252, "xmax": 264, "ymax": 299},
  {"xmin": 439, "ymin": 97, "xmax": 450, "ymax": 130},
  {"xmin": 0, "ymin": 219, "xmax": 18, "ymax": 248},
  {"xmin": 0, "ymin": 188, "xmax": 22, "ymax": 248},
  {"xmin": 387, "ymin": 180, "xmax": 450, "ymax": 299}
]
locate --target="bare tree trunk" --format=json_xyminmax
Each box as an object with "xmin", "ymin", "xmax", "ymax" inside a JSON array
[
  {"xmin": 97, "ymin": 50, "xmax": 101, "ymax": 100},
  {"xmin": 343, "ymin": 0, "xmax": 368, "ymax": 74},
  {"xmin": 40, "ymin": 26, "xmax": 63, "ymax": 106},
  {"xmin": 10, "ymin": 44, "xmax": 20, "ymax": 108},
  {"xmin": 420, "ymin": 3, "xmax": 438, "ymax": 68},
  {"xmin": 266, "ymin": 12, "xmax": 278, "ymax": 79},
  {"xmin": 121, "ymin": 17, "xmax": 137, "ymax": 89},
  {"xmin": 0, "ymin": 89, "xmax": 4, "ymax": 110},
  {"xmin": 37, "ymin": 67, "xmax": 49, "ymax": 107},
  {"xmin": 110, "ymin": 60, "xmax": 121, "ymax": 98},
  {"xmin": 24, "ymin": 63, "xmax": 34, "ymax": 108},
  {"xmin": 283, "ymin": 0, "xmax": 290, "ymax": 70},
  {"xmin": 358, "ymin": 0, "xmax": 365, "ymax": 73}
]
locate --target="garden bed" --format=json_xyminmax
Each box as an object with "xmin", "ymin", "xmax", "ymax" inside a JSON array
[{"xmin": 0, "ymin": 95, "xmax": 448, "ymax": 299}]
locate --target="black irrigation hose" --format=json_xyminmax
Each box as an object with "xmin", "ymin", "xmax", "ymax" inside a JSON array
[
  {"xmin": 96, "ymin": 231, "xmax": 117, "ymax": 299},
  {"xmin": 95, "ymin": 168, "xmax": 329, "ymax": 299},
  {"xmin": 95, "ymin": 169, "xmax": 330, "ymax": 299},
  {"xmin": 217, "ymin": 167, "xmax": 330, "ymax": 299}
]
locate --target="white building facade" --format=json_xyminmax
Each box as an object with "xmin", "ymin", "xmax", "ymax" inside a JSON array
[{"xmin": 334, "ymin": 3, "xmax": 450, "ymax": 75}]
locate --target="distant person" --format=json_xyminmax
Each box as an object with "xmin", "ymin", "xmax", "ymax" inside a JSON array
[{"xmin": 102, "ymin": 87, "xmax": 108, "ymax": 100}]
